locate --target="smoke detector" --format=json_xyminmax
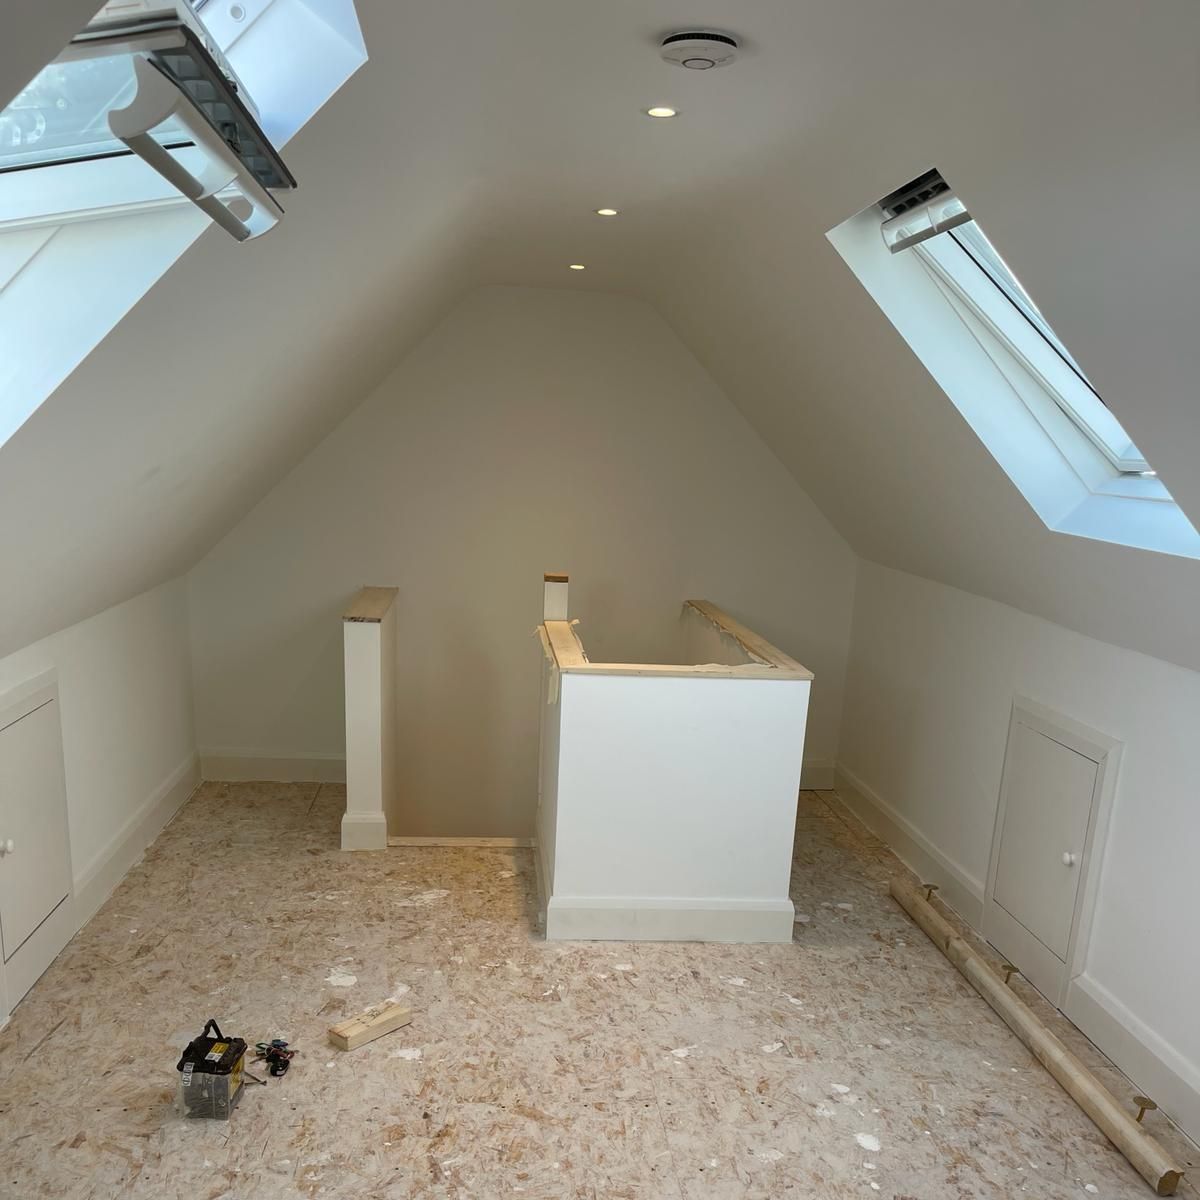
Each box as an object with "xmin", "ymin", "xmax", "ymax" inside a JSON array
[{"xmin": 659, "ymin": 31, "xmax": 739, "ymax": 70}]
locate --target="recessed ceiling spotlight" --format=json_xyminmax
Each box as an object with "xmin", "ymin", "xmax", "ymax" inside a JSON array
[
  {"xmin": 595, "ymin": 208, "xmax": 619, "ymax": 217},
  {"xmin": 569, "ymin": 263, "xmax": 586, "ymax": 270},
  {"xmin": 659, "ymin": 31, "xmax": 739, "ymax": 70},
  {"xmin": 645, "ymin": 106, "xmax": 678, "ymax": 118}
]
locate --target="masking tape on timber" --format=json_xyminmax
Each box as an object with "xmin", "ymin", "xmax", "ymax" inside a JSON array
[{"xmin": 889, "ymin": 878, "xmax": 1183, "ymax": 1196}]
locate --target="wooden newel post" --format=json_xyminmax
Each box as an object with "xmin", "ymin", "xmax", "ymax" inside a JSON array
[{"xmin": 341, "ymin": 587, "xmax": 398, "ymax": 851}]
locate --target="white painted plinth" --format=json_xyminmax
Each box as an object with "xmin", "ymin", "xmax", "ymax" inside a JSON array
[{"xmin": 340, "ymin": 810, "xmax": 389, "ymax": 851}]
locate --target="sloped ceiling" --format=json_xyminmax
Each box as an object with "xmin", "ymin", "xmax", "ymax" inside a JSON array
[{"xmin": 3, "ymin": 1, "xmax": 1199, "ymax": 668}]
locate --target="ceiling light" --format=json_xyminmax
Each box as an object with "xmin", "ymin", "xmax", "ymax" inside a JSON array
[
  {"xmin": 569, "ymin": 263, "xmax": 586, "ymax": 270},
  {"xmin": 645, "ymin": 106, "xmax": 677, "ymax": 118},
  {"xmin": 595, "ymin": 208, "xmax": 619, "ymax": 217}
]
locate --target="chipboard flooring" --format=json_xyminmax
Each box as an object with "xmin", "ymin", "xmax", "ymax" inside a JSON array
[{"xmin": 0, "ymin": 782, "xmax": 1194, "ymax": 1199}]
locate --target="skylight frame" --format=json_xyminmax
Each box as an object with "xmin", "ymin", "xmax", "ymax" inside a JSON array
[
  {"xmin": 913, "ymin": 225, "xmax": 1156, "ymax": 480},
  {"xmin": 826, "ymin": 190, "xmax": 1200, "ymax": 561}
]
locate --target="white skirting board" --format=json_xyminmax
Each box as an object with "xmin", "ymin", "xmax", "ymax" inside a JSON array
[
  {"xmin": 545, "ymin": 895, "xmax": 796, "ymax": 943},
  {"xmin": 1066, "ymin": 973, "xmax": 1200, "ymax": 1144},
  {"xmin": 340, "ymin": 811, "xmax": 388, "ymax": 852},
  {"xmin": 199, "ymin": 754, "xmax": 831, "ymax": 795},
  {"xmin": 73, "ymin": 752, "xmax": 201, "ymax": 925},
  {"xmin": 199, "ymin": 750, "xmax": 346, "ymax": 783},
  {"xmin": 833, "ymin": 764, "xmax": 985, "ymax": 928}
]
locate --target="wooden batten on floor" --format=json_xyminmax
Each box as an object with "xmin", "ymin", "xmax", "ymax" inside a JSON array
[
  {"xmin": 890, "ymin": 877, "xmax": 1184, "ymax": 1197},
  {"xmin": 387, "ymin": 836, "xmax": 533, "ymax": 848},
  {"xmin": 328, "ymin": 1002, "xmax": 413, "ymax": 1051}
]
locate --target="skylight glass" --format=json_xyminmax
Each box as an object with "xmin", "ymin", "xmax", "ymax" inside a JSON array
[
  {"xmin": 0, "ymin": 55, "xmax": 188, "ymax": 173},
  {"xmin": 917, "ymin": 219, "xmax": 1151, "ymax": 476},
  {"xmin": 950, "ymin": 221, "xmax": 1087, "ymax": 384},
  {"xmin": 946, "ymin": 220, "xmax": 1149, "ymax": 473}
]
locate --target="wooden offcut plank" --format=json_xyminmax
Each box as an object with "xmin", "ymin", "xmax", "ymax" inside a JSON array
[
  {"xmin": 542, "ymin": 620, "xmax": 588, "ymax": 668},
  {"xmin": 328, "ymin": 1001, "xmax": 413, "ymax": 1051}
]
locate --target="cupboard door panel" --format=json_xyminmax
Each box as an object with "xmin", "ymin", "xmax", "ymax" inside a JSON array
[{"xmin": 0, "ymin": 699, "xmax": 72, "ymax": 960}]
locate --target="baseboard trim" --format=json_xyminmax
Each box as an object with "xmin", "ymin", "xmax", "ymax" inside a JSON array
[
  {"xmin": 534, "ymin": 837, "xmax": 550, "ymax": 923},
  {"xmin": 545, "ymin": 895, "xmax": 795, "ymax": 943},
  {"xmin": 387, "ymin": 836, "xmax": 533, "ymax": 848},
  {"xmin": 200, "ymin": 749, "xmax": 346, "ymax": 783},
  {"xmin": 833, "ymin": 763, "xmax": 985, "ymax": 928},
  {"xmin": 1066, "ymin": 972, "xmax": 1200, "ymax": 1143},
  {"xmin": 73, "ymin": 752, "xmax": 201, "ymax": 925},
  {"xmin": 800, "ymin": 759, "xmax": 835, "ymax": 790},
  {"xmin": 340, "ymin": 811, "xmax": 388, "ymax": 851}
]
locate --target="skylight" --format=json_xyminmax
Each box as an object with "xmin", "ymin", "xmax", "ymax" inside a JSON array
[
  {"xmin": 828, "ymin": 169, "xmax": 1199, "ymax": 560},
  {"xmin": 0, "ymin": 0, "xmax": 366, "ymax": 453}
]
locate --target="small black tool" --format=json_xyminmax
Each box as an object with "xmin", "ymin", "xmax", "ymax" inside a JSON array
[{"xmin": 254, "ymin": 1038, "xmax": 297, "ymax": 1077}]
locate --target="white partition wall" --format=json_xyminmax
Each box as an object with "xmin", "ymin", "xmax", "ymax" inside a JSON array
[
  {"xmin": 341, "ymin": 587, "xmax": 398, "ymax": 851},
  {"xmin": 536, "ymin": 588, "xmax": 812, "ymax": 942}
]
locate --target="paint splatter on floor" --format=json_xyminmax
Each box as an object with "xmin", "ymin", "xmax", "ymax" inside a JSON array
[{"xmin": 0, "ymin": 781, "xmax": 1193, "ymax": 1200}]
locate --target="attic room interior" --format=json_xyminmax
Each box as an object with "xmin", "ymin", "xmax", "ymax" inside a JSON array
[{"xmin": 1, "ymin": 0, "xmax": 1198, "ymax": 1196}]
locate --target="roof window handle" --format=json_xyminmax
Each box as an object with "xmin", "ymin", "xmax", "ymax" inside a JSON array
[{"xmin": 108, "ymin": 55, "xmax": 282, "ymax": 241}]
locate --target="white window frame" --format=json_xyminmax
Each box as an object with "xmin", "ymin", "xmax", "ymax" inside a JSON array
[
  {"xmin": 915, "ymin": 228, "xmax": 1155, "ymax": 481},
  {"xmin": 826, "ymin": 204, "xmax": 1200, "ymax": 560}
]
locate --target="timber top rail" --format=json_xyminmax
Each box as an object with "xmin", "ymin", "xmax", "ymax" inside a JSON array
[
  {"xmin": 343, "ymin": 586, "xmax": 399, "ymax": 623},
  {"xmin": 542, "ymin": 600, "xmax": 813, "ymax": 681}
]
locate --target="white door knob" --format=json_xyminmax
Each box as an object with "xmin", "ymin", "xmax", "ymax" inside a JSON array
[
  {"xmin": 1062, "ymin": 851, "xmax": 1077, "ymax": 867},
  {"xmin": 1, "ymin": 839, "xmax": 13, "ymax": 855}
]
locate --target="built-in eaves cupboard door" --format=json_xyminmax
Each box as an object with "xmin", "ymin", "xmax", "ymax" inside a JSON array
[
  {"xmin": 0, "ymin": 681, "xmax": 73, "ymax": 1010},
  {"xmin": 984, "ymin": 701, "xmax": 1114, "ymax": 1008}
]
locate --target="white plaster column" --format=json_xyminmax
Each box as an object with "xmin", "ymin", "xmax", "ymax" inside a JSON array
[{"xmin": 341, "ymin": 587, "xmax": 398, "ymax": 851}]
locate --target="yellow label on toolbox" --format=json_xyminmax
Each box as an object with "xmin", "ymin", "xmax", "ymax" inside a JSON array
[{"xmin": 205, "ymin": 1042, "xmax": 229, "ymax": 1061}]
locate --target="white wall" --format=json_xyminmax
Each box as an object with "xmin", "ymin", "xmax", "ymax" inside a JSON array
[
  {"xmin": 187, "ymin": 285, "xmax": 856, "ymax": 836},
  {"xmin": 0, "ymin": 578, "xmax": 198, "ymax": 913},
  {"xmin": 545, "ymin": 670, "xmax": 808, "ymax": 942},
  {"xmin": 839, "ymin": 560, "xmax": 1200, "ymax": 1138}
]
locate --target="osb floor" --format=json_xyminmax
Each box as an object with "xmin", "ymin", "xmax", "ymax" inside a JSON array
[{"xmin": 0, "ymin": 784, "xmax": 1194, "ymax": 1200}]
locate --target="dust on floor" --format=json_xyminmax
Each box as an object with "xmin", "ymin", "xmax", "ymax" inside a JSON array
[{"xmin": 0, "ymin": 782, "xmax": 1193, "ymax": 1199}]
